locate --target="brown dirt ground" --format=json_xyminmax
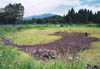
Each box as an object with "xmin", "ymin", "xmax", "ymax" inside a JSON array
[{"xmin": 0, "ymin": 32, "xmax": 100, "ymax": 59}]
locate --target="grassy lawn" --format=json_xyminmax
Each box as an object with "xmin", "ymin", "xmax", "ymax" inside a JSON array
[
  {"xmin": 0, "ymin": 25, "xmax": 100, "ymax": 69},
  {"xmin": 7, "ymin": 29, "xmax": 61, "ymax": 45}
]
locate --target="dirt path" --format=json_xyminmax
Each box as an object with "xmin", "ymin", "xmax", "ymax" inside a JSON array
[{"xmin": 0, "ymin": 32, "xmax": 100, "ymax": 60}]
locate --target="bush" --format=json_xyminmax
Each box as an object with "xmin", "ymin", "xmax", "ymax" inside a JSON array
[
  {"xmin": 60, "ymin": 24, "xmax": 64, "ymax": 27},
  {"xmin": 97, "ymin": 24, "xmax": 100, "ymax": 27}
]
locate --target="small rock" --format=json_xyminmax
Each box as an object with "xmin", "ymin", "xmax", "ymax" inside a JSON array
[
  {"xmin": 85, "ymin": 64, "xmax": 92, "ymax": 69},
  {"xmin": 85, "ymin": 64, "xmax": 99, "ymax": 69},
  {"xmin": 92, "ymin": 65, "xmax": 99, "ymax": 69}
]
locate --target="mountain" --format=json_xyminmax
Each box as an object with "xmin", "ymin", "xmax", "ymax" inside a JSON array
[{"xmin": 23, "ymin": 14, "xmax": 56, "ymax": 20}]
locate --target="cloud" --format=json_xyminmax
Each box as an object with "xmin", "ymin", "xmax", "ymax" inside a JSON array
[
  {"xmin": 0, "ymin": 0, "xmax": 20, "ymax": 7},
  {"xmin": 21, "ymin": 0, "xmax": 62, "ymax": 16},
  {"xmin": 75, "ymin": 4, "xmax": 100, "ymax": 13},
  {"xmin": 0, "ymin": 0, "xmax": 80, "ymax": 17},
  {"xmin": 20, "ymin": 0, "xmax": 80, "ymax": 17},
  {"xmin": 49, "ymin": 5, "xmax": 78, "ymax": 16}
]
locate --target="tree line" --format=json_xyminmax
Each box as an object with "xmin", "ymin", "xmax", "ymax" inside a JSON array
[
  {"xmin": 64, "ymin": 8, "xmax": 100, "ymax": 24},
  {"xmin": 0, "ymin": 3, "xmax": 100, "ymax": 25}
]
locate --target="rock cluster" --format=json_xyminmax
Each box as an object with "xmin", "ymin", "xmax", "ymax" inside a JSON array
[
  {"xmin": 25, "ymin": 48, "xmax": 58, "ymax": 60},
  {"xmin": 34, "ymin": 48, "xmax": 58, "ymax": 60},
  {"xmin": 85, "ymin": 64, "xmax": 99, "ymax": 69}
]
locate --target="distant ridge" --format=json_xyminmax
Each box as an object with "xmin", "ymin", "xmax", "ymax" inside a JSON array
[{"xmin": 23, "ymin": 13, "xmax": 56, "ymax": 20}]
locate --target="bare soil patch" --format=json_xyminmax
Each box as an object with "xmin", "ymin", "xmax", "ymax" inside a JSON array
[{"xmin": 1, "ymin": 32, "xmax": 100, "ymax": 60}]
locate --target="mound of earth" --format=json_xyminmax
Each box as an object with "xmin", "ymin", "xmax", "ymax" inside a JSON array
[{"xmin": 0, "ymin": 32, "xmax": 100, "ymax": 60}]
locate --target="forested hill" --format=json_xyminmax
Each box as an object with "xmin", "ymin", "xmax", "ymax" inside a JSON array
[
  {"xmin": 23, "ymin": 14, "xmax": 56, "ymax": 20},
  {"xmin": 0, "ymin": 3, "xmax": 100, "ymax": 25}
]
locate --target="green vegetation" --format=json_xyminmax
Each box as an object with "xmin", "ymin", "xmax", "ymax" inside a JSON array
[
  {"xmin": 8, "ymin": 29, "xmax": 61, "ymax": 45},
  {"xmin": 6, "ymin": 24, "xmax": 100, "ymax": 45},
  {"xmin": 0, "ymin": 44, "xmax": 85, "ymax": 69},
  {"xmin": 80, "ymin": 42, "xmax": 100, "ymax": 66},
  {"xmin": 0, "ymin": 26, "xmax": 15, "ymax": 38},
  {"xmin": 0, "ymin": 43, "xmax": 34, "ymax": 69},
  {"xmin": 0, "ymin": 24, "xmax": 100, "ymax": 69},
  {"xmin": 0, "ymin": 45, "xmax": 84, "ymax": 69}
]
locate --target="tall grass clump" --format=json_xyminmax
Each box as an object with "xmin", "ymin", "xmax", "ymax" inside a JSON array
[
  {"xmin": 0, "ymin": 26, "xmax": 16, "ymax": 38},
  {"xmin": 0, "ymin": 44, "xmax": 34, "ymax": 69},
  {"xmin": 0, "ymin": 43, "xmax": 85, "ymax": 69}
]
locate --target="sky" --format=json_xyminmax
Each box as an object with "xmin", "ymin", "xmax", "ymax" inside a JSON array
[{"xmin": 0, "ymin": 0, "xmax": 100, "ymax": 17}]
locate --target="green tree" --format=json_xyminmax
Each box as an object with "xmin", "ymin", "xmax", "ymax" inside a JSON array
[
  {"xmin": 97, "ymin": 11, "xmax": 100, "ymax": 23},
  {"xmin": 88, "ymin": 10, "xmax": 93, "ymax": 23},
  {"xmin": 84, "ymin": 9, "xmax": 88, "ymax": 23},
  {"xmin": 66, "ymin": 8, "xmax": 75, "ymax": 24},
  {"xmin": 4, "ymin": 3, "xmax": 24, "ymax": 24}
]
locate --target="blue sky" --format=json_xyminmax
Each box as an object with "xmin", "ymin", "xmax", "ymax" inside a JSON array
[
  {"xmin": 0, "ymin": 0, "xmax": 100, "ymax": 17},
  {"xmin": 80, "ymin": 0, "xmax": 100, "ymax": 6}
]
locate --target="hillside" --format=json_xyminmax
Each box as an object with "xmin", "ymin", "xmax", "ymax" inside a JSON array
[{"xmin": 23, "ymin": 14, "xmax": 56, "ymax": 20}]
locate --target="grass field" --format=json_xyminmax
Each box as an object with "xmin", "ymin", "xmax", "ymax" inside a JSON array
[
  {"xmin": 7, "ymin": 29, "xmax": 61, "ymax": 45},
  {"xmin": 0, "ymin": 24, "xmax": 100, "ymax": 69}
]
